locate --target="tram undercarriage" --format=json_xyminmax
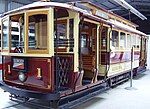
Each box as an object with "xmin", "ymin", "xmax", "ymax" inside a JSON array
[{"xmin": 1, "ymin": 67, "xmax": 144, "ymax": 108}]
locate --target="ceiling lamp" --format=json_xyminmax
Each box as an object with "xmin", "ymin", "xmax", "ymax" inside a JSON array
[{"xmin": 112, "ymin": 0, "xmax": 147, "ymax": 20}]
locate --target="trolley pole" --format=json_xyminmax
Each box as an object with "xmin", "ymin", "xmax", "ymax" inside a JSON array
[{"xmin": 125, "ymin": 46, "xmax": 137, "ymax": 90}]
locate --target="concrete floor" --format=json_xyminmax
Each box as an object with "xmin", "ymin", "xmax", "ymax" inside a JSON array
[{"xmin": 0, "ymin": 70, "xmax": 150, "ymax": 109}]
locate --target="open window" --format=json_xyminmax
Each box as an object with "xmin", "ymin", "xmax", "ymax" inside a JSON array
[
  {"xmin": 54, "ymin": 20, "xmax": 67, "ymax": 52},
  {"xmin": 54, "ymin": 8, "xmax": 73, "ymax": 53},
  {"xmin": 26, "ymin": 11, "xmax": 48, "ymax": 54}
]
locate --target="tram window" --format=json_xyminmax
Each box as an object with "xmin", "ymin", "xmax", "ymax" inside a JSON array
[
  {"xmin": 141, "ymin": 38, "xmax": 145, "ymax": 51},
  {"xmin": 136, "ymin": 36, "xmax": 140, "ymax": 49},
  {"xmin": 54, "ymin": 8, "xmax": 69, "ymax": 18},
  {"xmin": 56, "ymin": 21, "xmax": 67, "ymax": 40},
  {"xmin": 127, "ymin": 34, "xmax": 131, "ymax": 48},
  {"xmin": 69, "ymin": 19, "xmax": 74, "ymax": 52},
  {"xmin": 0, "ymin": 25, "xmax": 1, "ymax": 47},
  {"xmin": 81, "ymin": 34, "xmax": 87, "ymax": 48},
  {"xmin": 11, "ymin": 27, "xmax": 19, "ymax": 31},
  {"xmin": 101, "ymin": 26, "xmax": 108, "ymax": 49},
  {"xmin": 54, "ymin": 20, "xmax": 67, "ymax": 49},
  {"xmin": 0, "ymin": 34, "xmax": 1, "ymax": 47},
  {"xmin": 2, "ymin": 19, "xmax": 9, "ymax": 50},
  {"xmin": 131, "ymin": 34, "xmax": 136, "ymax": 48},
  {"xmin": 111, "ymin": 30, "xmax": 119, "ymax": 47},
  {"xmin": 10, "ymin": 14, "xmax": 24, "ymax": 53},
  {"xmin": 28, "ymin": 14, "xmax": 47, "ymax": 50},
  {"xmin": 120, "ymin": 32, "xmax": 126, "ymax": 48}
]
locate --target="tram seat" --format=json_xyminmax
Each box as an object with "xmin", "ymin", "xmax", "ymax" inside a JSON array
[{"xmin": 82, "ymin": 54, "xmax": 98, "ymax": 84}]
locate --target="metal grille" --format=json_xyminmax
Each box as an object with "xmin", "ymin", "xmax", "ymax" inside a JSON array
[{"xmin": 56, "ymin": 56, "xmax": 73, "ymax": 87}]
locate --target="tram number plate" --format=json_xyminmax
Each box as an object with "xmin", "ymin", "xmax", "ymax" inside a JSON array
[{"xmin": 12, "ymin": 58, "xmax": 25, "ymax": 70}]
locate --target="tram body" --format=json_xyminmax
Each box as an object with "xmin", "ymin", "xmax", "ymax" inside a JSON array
[{"xmin": 0, "ymin": 1, "xmax": 147, "ymax": 102}]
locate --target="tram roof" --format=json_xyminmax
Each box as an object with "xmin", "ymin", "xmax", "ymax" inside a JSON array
[{"xmin": 1, "ymin": 1, "xmax": 146, "ymax": 36}]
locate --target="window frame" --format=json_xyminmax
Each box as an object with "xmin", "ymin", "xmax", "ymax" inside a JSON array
[
  {"xmin": 9, "ymin": 13, "xmax": 25, "ymax": 52},
  {"xmin": 127, "ymin": 33, "xmax": 132, "ymax": 49},
  {"xmin": 111, "ymin": 29, "xmax": 119, "ymax": 49},
  {"xmin": 54, "ymin": 19, "xmax": 68, "ymax": 52},
  {"xmin": 25, "ymin": 10, "xmax": 49, "ymax": 54},
  {"xmin": 1, "ymin": 16, "xmax": 10, "ymax": 52},
  {"xmin": 119, "ymin": 32, "xmax": 126, "ymax": 49}
]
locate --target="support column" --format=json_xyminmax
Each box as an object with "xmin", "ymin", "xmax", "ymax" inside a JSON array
[
  {"xmin": 97, "ymin": 25, "xmax": 100, "ymax": 70},
  {"xmin": 48, "ymin": 8, "xmax": 54, "ymax": 56},
  {"xmin": 73, "ymin": 13, "xmax": 80, "ymax": 72}
]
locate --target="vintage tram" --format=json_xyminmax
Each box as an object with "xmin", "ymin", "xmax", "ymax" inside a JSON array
[{"xmin": 0, "ymin": 0, "xmax": 147, "ymax": 107}]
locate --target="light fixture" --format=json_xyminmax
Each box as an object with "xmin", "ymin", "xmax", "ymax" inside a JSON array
[
  {"xmin": 111, "ymin": 0, "xmax": 147, "ymax": 20},
  {"xmin": 18, "ymin": 72, "xmax": 27, "ymax": 82}
]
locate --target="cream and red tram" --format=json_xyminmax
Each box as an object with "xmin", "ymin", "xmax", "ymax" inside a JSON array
[{"xmin": 0, "ymin": 1, "xmax": 147, "ymax": 105}]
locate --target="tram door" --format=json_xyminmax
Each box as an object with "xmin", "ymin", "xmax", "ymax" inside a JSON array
[
  {"xmin": 99, "ymin": 26, "xmax": 110, "ymax": 77},
  {"xmin": 140, "ymin": 37, "xmax": 147, "ymax": 67},
  {"xmin": 80, "ymin": 22, "xmax": 97, "ymax": 80}
]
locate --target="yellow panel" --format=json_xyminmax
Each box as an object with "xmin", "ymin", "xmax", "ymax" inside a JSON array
[{"xmin": 73, "ymin": 12, "xmax": 80, "ymax": 72}]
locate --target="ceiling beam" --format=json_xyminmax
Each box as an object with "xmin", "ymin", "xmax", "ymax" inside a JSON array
[{"xmin": 112, "ymin": 0, "xmax": 147, "ymax": 20}]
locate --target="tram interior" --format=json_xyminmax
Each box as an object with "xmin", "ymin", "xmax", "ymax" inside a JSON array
[
  {"xmin": 80, "ymin": 22, "xmax": 98, "ymax": 85},
  {"xmin": 54, "ymin": 8, "xmax": 101, "ymax": 89}
]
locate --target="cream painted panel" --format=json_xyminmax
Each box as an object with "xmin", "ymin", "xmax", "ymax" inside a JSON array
[
  {"xmin": 99, "ymin": 65, "xmax": 107, "ymax": 76},
  {"xmin": 99, "ymin": 60, "xmax": 139, "ymax": 77},
  {"xmin": 133, "ymin": 60, "xmax": 139, "ymax": 68}
]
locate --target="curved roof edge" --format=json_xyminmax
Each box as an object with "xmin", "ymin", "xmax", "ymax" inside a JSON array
[{"xmin": 1, "ymin": 1, "xmax": 147, "ymax": 37}]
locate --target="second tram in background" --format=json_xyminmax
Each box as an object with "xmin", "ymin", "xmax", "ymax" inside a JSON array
[{"xmin": 0, "ymin": 1, "xmax": 148, "ymax": 107}]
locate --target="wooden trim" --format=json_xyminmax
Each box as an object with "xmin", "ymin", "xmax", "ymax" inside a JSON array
[
  {"xmin": 48, "ymin": 8, "xmax": 54, "ymax": 57},
  {"xmin": 84, "ymin": 18, "xmax": 99, "ymax": 25},
  {"xmin": 96, "ymin": 25, "xmax": 100, "ymax": 69},
  {"xmin": 26, "ymin": 10, "xmax": 49, "ymax": 54},
  {"xmin": 24, "ymin": 12, "xmax": 27, "ymax": 53},
  {"xmin": 74, "ymin": 13, "xmax": 80, "ymax": 72}
]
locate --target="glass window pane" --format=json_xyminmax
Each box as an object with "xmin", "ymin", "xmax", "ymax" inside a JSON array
[
  {"xmin": 101, "ymin": 26, "xmax": 108, "ymax": 48},
  {"xmin": 54, "ymin": 20, "xmax": 67, "ymax": 49},
  {"xmin": 112, "ymin": 30, "xmax": 119, "ymax": 47},
  {"xmin": 131, "ymin": 34, "xmax": 136, "ymax": 48},
  {"xmin": 10, "ymin": 14, "xmax": 24, "ymax": 53},
  {"xmin": 81, "ymin": 34, "xmax": 87, "ymax": 48},
  {"xmin": 127, "ymin": 34, "xmax": 131, "ymax": 48},
  {"xmin": 2, "ymin": 19, "xmax": 9, "ymax": 50},
  {"xmin": 28, "ymin": 14, "xmax": 47, "ymax": 50},
  {"xmin": 120, "ymin": 32, "xmax": 126, "ymax": 48},
  {"xmin": 57, "ymin": 23, "xmax": 67, "ymax": 39},
  {"xmin": 136, "ymin": 36, "xmax": 140, "ymax": 49},
  {"xmin": 0, "ymin": 25, "xmax": 1, "ymax": 47}
]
